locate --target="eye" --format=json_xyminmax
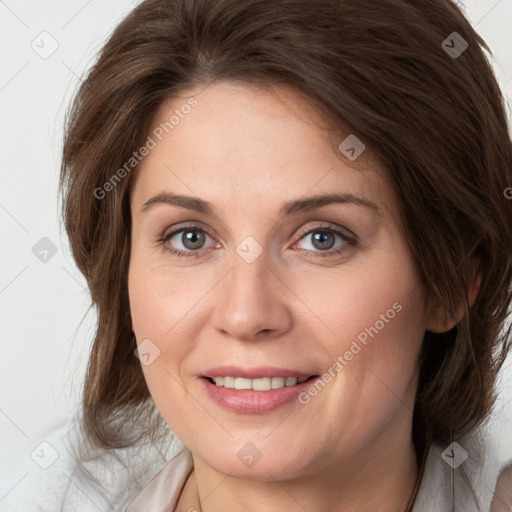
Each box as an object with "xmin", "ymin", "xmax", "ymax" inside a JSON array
[
  {"xmin": 158, "ymin": 223, "xmax": 357, "ymax": 260},
  {"xmin": 159, "ymin": 225, "xmax": 216, "ymax": 258},
  {"xmin": 292, "ymin": 224, "xmax": 357, "ymax": 258}
]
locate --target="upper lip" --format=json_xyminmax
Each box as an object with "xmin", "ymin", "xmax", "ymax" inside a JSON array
[{"xmin": 202, "ymin": 366, "xmax": 317, "ymax": 379}]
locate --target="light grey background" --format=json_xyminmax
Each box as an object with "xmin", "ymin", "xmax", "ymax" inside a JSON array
[{"xmin": 1, "ymin": 0, "xmax": 511, "ymax": 499}]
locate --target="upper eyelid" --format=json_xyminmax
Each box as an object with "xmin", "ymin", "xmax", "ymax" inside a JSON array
[
  {"xmin": 295, "ymin": 222, "xmax": 355, "ymax": 239},
  {"xmin": 161, "ymin": 222, "xmax": 354, "ymax": 246}
]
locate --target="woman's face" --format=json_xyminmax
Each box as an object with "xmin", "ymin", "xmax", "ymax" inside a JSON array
[{"xmin": 128, "ymin": 81, "xmax": 433, "ymax": 480}]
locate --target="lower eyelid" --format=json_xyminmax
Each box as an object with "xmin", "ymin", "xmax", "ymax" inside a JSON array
[{"xmin": 160, "ymin": 225, "xmax": 356, "ymax": 256}]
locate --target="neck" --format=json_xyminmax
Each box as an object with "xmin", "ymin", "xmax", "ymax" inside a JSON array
[{"xmin": 177, "ymin": 417, "xmax": 420, "ymax": 512}]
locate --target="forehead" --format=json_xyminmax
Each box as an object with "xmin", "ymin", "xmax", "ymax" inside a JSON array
[{"xmin": 131, "ymin": 81, "xmax": 393, "ymax": 218}]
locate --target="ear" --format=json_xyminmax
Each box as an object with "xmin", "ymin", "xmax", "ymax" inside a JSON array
[{"xmin": 426, "ymin": 271, "xmax": 481, "ymax": 334}]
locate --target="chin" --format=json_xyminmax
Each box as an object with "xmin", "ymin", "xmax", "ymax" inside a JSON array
[{"xmin": 193, "ymin": 440, "xmax": 315, "ymax": 482}]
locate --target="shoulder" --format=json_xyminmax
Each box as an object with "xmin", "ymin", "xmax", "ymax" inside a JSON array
[
  {"xmin": 413, "ymin": 427, "xmax": 511, "ymax": 512},
  {"xmin": 0, "ymin": 415, "xmax": 182, "ymax": 511},
  {"xmin": 0, "ymin": 416, "xmax": 80, "ymax": 511},
  {"xmin": 125, "ymin": 448, "xmax": 194, "ymax": 511}
]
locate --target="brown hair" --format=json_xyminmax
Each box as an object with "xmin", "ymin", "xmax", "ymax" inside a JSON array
[{"xmin": 60, "ymin": 0, "xmax": 512, "ymax": 454}]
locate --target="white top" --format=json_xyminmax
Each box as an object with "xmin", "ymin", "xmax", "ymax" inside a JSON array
[{"xmin": 0, "ymin": 416, "xmax": 509, "ymax": 512}]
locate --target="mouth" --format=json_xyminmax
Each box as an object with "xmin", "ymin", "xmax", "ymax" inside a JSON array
[
  {"xmin": 199, "ymin": 366, "xmax": 321, "ymax": 413},
  {"xmin": 200, "ymin": 371, "xmax": 321, "ymax": 414},
  {"xmin": 202, "ymin": 375, "xmax": 319, "ymax": 391}
]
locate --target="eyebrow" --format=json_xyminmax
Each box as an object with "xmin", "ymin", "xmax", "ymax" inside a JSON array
[{"xmin": 141, "ymin": 191, "xmax": 381, "ymax": 217}]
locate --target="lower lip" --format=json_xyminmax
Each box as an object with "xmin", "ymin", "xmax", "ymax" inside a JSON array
[{"xmin": 200, "ymin": 377, "xmax": 318, "ymax": 414}]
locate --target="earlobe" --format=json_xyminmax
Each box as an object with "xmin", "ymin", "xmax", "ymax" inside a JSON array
[
  {"xmin": 426, "ymin": 307, "xmax": 458, "ymax": 333},
  {"xmin": 426, "ymin": 272, "xmax": 481, "ymax": 333}
]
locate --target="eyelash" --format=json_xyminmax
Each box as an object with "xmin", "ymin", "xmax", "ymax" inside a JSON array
[{"xmin": 157, "ymin": 223, "xmax": 358, "ymax": 260}]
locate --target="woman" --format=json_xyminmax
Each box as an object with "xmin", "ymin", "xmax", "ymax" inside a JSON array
[{"xmin": 7, "ymin": 0, "xmax": 512, "ymax": 510}]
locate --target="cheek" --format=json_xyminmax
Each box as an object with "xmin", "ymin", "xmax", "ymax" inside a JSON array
[
  {"xmin": 290, "ymin": 261, "xmax": 426, "ymax": 460},
  {"xmin": 128, "ymin": 254, "xmax": 213, "ymax": 433},
  {"xmin": 294, "ymin": 250, "xmax": 425, "ymax": 360},
  {"xmin": 296, "ymin": 243, "xmax": 426, "ymax": 407},
  {"xmin": 128, "ymin": 249, "xmax": 207, "ymax": 343},
  {"xmin": 128, "ymin": 275, "xmax": 200, "ymax": 440}
]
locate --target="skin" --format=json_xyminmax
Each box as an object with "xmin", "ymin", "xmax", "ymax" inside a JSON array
[
  {"xmin": 491, "ymin": 466, "xmax": 512, "ymax": 512},
  {"xmin": 128, "ymin": 81, "xmax": 462, "ymax": 512}
]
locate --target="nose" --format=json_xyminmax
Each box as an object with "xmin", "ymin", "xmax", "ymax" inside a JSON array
[{"xmin": 210, "ymin": 246, "xmax": 293, "ymax": 341}]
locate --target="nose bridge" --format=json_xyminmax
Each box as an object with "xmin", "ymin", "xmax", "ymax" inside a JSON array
[
  {"xmin": 226, "ymin": 244, "xmax": 273, "ymax": 313},
  {"xmin": 224, "ymin": 228, "xmax": 273, "ymax": 300},
  {"xmin": 211, "ymin": 240, "xmax": 289, "ymax": 340}
]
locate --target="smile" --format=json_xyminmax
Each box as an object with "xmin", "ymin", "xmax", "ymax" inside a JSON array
[{"xmin": 206, "ymin": 375, "xmax": 313, "ymax": 390}]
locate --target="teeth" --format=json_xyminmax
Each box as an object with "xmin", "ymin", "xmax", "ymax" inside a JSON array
[
  {"xmin": 212, "ymin": 375, "xmax": 309, "ymax": 390},
  {"xmin": 271, "ymin": 377, "xmax": 285, "ymax": 389},
  {"xmin": 223, "ymin": 376, "xmax": 235, "ymax": 388},
  {"xmin": 234, "ymin": 377, "xmax": 252, "ymax": 390}
]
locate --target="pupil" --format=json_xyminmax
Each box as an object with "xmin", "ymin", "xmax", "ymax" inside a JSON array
[
  {"xmin": 312, "ymin": 231, "xmax": 334, "ymax": 250},
  {"xmin": 183, "ymin": 230, "xmax": 205, "ymax": 250}
]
